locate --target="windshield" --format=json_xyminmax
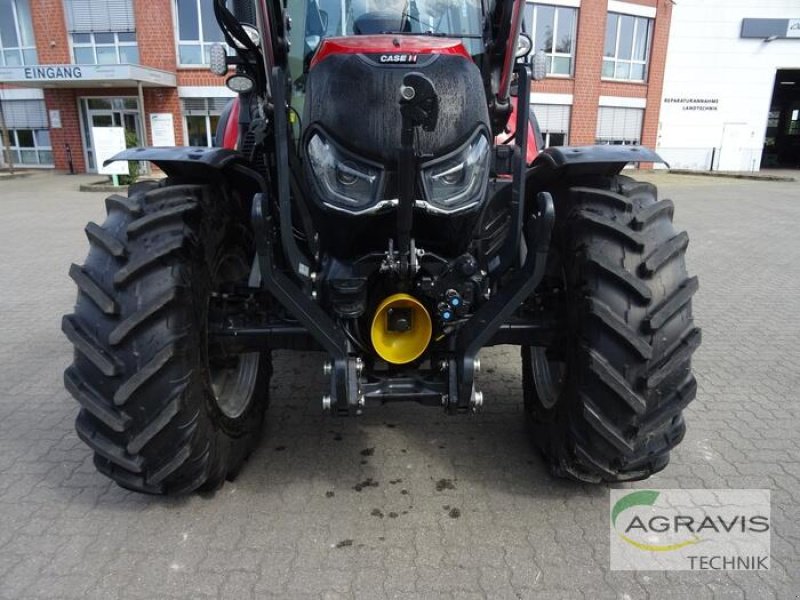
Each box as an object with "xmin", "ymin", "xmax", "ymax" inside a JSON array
[
  {"xmin": 287, "ymin": 0, "xmax": 486, "ymax": 75},
  {"xmin": 311, "ymin": 0, "xmax": 485, "ymax": 38}
]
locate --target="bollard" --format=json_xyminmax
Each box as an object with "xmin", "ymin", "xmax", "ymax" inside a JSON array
[{"xmin": 65, "ymin": 143, "xmax": 75, "ymax": 175}]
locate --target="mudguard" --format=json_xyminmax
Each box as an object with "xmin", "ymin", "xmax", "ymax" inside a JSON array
[
  {"xmin": 104, "ymin": 146, "xmax": 265, "ymax": 192},
  {"xmin": 531, "ymin": 145, "xmax": 668, "ymax": 179}
]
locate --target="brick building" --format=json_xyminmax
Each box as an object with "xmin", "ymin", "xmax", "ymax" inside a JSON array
[
  {"xmin": 0, "ymin": 0, "xmax": 672, "ymax": 173},
  {"xmin": 524, "ymin": 0, "xmax": 670, "ymax": 150},
  {"xmin": 0, "ymin": 0, "xmax": 233, "ymax": 173}
]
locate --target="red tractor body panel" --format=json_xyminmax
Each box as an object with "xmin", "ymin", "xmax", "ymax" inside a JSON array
[
  {"xmin": 222, "ymin": 96, "xmax": 241, "ymax": 150},
  {"xmin": 496, "ymin": 96, "xmax": 541, "ymax": 166},
  {"xmin": 310, "ymin": 35, "xmax": 473, "ymax": 69}
]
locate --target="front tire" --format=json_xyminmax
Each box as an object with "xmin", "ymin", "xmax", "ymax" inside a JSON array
[
  {"xmin": 522, "ymin": 175, "xmax": 700, "ymax": 482},
  {"xmin": 63, "ymin": 182, "xmax": 271, "ymax": 494}
]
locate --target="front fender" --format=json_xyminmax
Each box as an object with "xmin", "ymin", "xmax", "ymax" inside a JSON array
[
  {"xmin": 531, "ymin": 145, "xmax": 668, "ymax": 179},
  {"xmin": 104, "ymin": 146, "xmax": 266, "ymax": 194}
]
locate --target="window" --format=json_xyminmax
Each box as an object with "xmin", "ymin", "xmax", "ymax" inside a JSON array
[
  {"xmin": 72, "ymin": 32, "xmax": 139, "ymax": 64},
  {"xmin": 596, "ymin": 107, "xmax": 644, "ymax": 145},
  {"xmin": 176, "ymin": 0, "xmax": 227, "ymax": 65},
  {"xmin": 788, "ymin": 108, "xmax": 800, "ymax": 136},
  {"xmin": 63, "ymin": 0, "xmax": 138, "ymax": 64},
  {"xmin": 0, "ymin": 0, "xmax": 37, "ymax": 66},
  {"xmin": 603, "ymin": 12, "xmax": 653, "ymax": 82},
  {"xmin": 182, "ymin": 97, "xmax": 231, "ymax": 146},
  {"xmin": 63, "ymin": 0, "xmax": 135, "ymax": 31},
  {"xmin": 0, "ymin": 129, "xmax": 53, "ymax": 166},
  {"xmin": 532, "ymin": 104, "xmax": 570, "ymax": 147},
  {"xmin": 524, "ymin": 3, "xmax": 577, "ymax": 76}
]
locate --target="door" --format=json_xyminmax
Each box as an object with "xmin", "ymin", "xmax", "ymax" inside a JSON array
[
  {"xmin": 718, "ymin": 123, "xmax": 750, "ymax": 172},
  {"xmin": 80, "ymin": 98, "xmax": 143, "ymax": 172}
]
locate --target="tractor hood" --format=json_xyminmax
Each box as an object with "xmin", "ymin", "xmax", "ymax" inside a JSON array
[{"xmin": 302, "ymin": 35, "xmax": 490, "ymax": 165}]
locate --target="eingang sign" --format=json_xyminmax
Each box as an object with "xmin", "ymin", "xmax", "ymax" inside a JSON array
[
  {"xmin": 22, "ymin": 65, "xmax": 84, "ymax": 80},
  {"xmin": 0, "ymin": 64, "xmax": 176, "ymax": 88}
]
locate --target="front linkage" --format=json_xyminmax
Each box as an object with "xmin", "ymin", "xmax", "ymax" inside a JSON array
[{"xmin": 251, "ymin": 170, "xmax": 554, "ymax": 416}]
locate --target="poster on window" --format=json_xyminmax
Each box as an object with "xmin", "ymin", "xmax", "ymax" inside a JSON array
[
  {"xmin": 150, "ymin": 113, "xmax": 176, "ymax": 147},
  {"xmin": 92, "ymin": 127, "xmax": 128, "ymax": 176}
]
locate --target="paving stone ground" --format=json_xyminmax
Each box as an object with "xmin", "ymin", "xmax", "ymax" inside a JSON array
[{"xmin": 0, "ymin": 171, "xmax": 797, "ymax": 599}]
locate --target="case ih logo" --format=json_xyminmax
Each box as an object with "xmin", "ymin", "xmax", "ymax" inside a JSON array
[{"xmin": 379, "ymin": 54, "xmax": 418, "ymax": 64}]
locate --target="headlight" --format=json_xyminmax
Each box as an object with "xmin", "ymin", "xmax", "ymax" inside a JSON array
[
  {"xmin": 306, "ymin": 131, "xmax": 385, "ymax": 213},
  {"xmin": 420, "ymin": 130, "xmax": 490, "ymax": 213}
]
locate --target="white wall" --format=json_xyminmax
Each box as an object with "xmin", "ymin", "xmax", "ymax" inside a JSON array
[{"xmin": 657, "ymin": 0, "xmax": 800, "ymax": 171}]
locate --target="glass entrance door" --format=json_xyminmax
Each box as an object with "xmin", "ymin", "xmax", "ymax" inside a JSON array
[{"xmin": 79, "ymin": 97, "xmax": 143, "ymax": 172}]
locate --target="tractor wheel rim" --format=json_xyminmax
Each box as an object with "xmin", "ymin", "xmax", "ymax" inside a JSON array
[
  {"xmin": 210, "ymin": 352, "xmax": 260, "ymax": 419},
  {"xmin": 530, "ymin": 347, "xmax": 565, "ymax": 410},
  {"xmin": 208, "ymin": 251, "xmax": 260, "ymax": 420}
]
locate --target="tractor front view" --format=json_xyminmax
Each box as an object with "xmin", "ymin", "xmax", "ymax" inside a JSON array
[{"xmin": 63, "ymin": 0, "xmax": 700, "ymax": 494}]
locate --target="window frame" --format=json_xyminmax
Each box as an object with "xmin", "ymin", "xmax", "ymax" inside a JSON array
[
  {"xmin": 175, "ymin": 0, "xmax": 229, "ymax": 67},
  {"xmin": 531, "ymin": 102, "xmax": 571, "ymax": 147},
  {"xmin": 543, "ymin": 131, "xmax": 567, "ymax": 148},
  {"xmin": 70, "ymin": 31, "xmax": 139, "ymax": 65},
  {"xmin": 0, "ymin": 127, "xmax": 53, "ymax": 166},
  {"xmin": 182, "ymin": 96, "xmax": 229, "ymax": 146},
  {"xmin": 602, "ymin": 12, "xmax": 653, "ymax": 83},
  {"xmin": 525, "ymin": 2, "xmax": 578, "ymax": 78},
  {"xmin": 185, "ymin": 114, "xmax": 221, "ymax": 146},
  {"xmin": 0, "ymin": 0, "xmax": 37, "ymax": 66},
  {"xmin": 595, "ymin": 106, "xmax": 644, "ymax": 146}
]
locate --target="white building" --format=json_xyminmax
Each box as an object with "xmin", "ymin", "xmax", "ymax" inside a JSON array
[{"xmin": 657, "ymin": 0, "xmax": 800, "ymax": 172}]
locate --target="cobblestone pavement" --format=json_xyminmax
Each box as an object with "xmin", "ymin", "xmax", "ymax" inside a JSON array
[{"xmin": 0, "ymin": 171, "xmax": 797, "ymax": 599}]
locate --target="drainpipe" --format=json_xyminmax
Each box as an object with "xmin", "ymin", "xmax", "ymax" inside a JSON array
[
  {"xmin": 0, "ymin": 95, "xmax": 16, "ymax": 175},
  {"xmin": 137, "ymin": 81, "xmax": 149, "ymax": 174}
]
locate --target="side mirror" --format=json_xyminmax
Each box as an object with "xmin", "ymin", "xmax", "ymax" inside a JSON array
[
  {"xmin": 516, "ymin": 33, "xmax": 532, "ymax": 59},
  {"xmin": 209, "ymin": 43, "xmax": 227, "ymax": 76},
  {"xmin": 531, "ymin": 50, "xmax": 547, "ymax": 81}
]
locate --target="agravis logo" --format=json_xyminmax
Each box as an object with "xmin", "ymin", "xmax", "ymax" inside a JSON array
[
  {"xmin": 609, "ymin": 489, "xmax": 771, "ymax": 571},
  {"xmin": 612, "ymin": 490, "xmax": 701, "ymax": 552}
]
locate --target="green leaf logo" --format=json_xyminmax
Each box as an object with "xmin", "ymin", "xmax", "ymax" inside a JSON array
[
  {"xmin": 612, "ymin": 490, "xmax": 660, "ymax": 527},
  {"xmin": 612, "ymin": 490, "xmax": 700, "ymax": 552}
]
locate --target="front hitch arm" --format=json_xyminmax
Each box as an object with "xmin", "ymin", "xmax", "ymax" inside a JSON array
[
  {"xmin": 451, "ymin": 189, "xmax": 555, "ymax": 412},
  {"xmin": 252, "ymin": 193, "xmax": 360, "ymax": 414}
]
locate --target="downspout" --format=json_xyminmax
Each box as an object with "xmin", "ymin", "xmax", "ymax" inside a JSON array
[{"xmin": 137, "ymin": 81, "xmax": 149, "ymax": 175}]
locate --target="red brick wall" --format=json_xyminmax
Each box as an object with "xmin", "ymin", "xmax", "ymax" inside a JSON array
[
  {"xmin": 44, "ymin": 88, "xmax": 84, "ymax": 172},
  {"xmin": 531, "ymin": 0, "xmax": 669, "ymax": 149},
  {"xmin": 132, "ymin": 0, "xmax": 182, "ymax": 146},
  {"xmin": 133, "ymin": 0, "xmax": 177, "ymax": 72},
  {"xmin": 44, "ymin": 87, "xmax": 143, "ymax": 172},
  {"xmin": 177, "ymin": 71, "xmax": 228, "ymax": 87},
  {"xmin": 642, "ymin": 0, "xmax": 672, "ymax": 150},
  {"xmin": 17, "ymin": 1, "xmax": 70, "ymax": 170},
  {"xmin": 534, "ymin": 78, "xmax": 575, "ymax": 96},
  {"xmin": 568, "ymin": 0, "xmax": 608, "ymax": 145},
  {"xmin": 29, "ymin": 0, "xmax": 70, "ymax": 63},
  {"xmin": 143, "ymin": 87, "xmax": 183, "ymax": 146},
  {"xmin": 29, "ymin": 1, "xmax": 184, "ymax": 170},
  {"xmin": 42, "ymin": 86, "xmax": 183, "ymax": 172}
]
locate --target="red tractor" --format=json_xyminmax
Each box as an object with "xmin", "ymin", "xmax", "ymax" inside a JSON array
[{"xmin": 63, "ymin": 0, "xmax": 700, "ymax": 494}]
